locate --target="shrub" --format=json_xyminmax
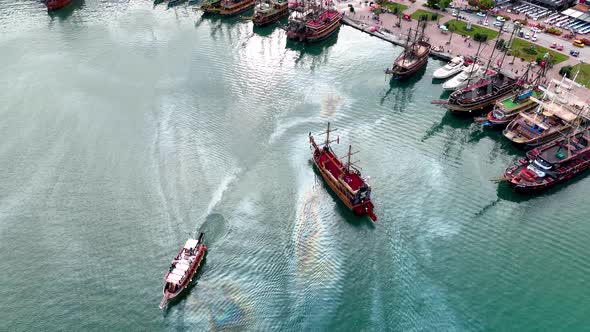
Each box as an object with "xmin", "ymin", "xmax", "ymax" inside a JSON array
[
  {"xmin": 522, "ymin": 45, "xmax": 537, "ymax": 55},
  {"xmin": 473, "ymin": 33, "xmax": 488, "ymax": 42},
  {"xmin": 559, "ymin": 65, "xmax": 573, "ymax": 78},
  {"xmin": 431, "ymin": 13, "xmax": 438, "ymax": 20},
  {"xmin": 545, "ymin": 27, "xmax": 562, "ymax": 36}
]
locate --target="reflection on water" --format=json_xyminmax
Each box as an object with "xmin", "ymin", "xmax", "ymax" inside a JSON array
[{"xmin": 252, "ymin": 18, "xmax": 287, "ymax": 37}]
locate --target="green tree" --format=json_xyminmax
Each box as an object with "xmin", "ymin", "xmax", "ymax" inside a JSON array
[
  {"xmin": 392, "ymin": 6, "xmax": 399, "ymax": 14},
  {"xmin": 420, "ymin": 14, "xmax": 428, "ymax": 21},
  {"xmin": 439, "ymin": 0, "xmax": 451, "ymax": 9},
  {"xmin": 426, "ymin": 0, "xmax": 438, "ymax": 8},
  {"xmin": 495, "ymin": 39, "xmax": 505, "ymax": 50}
]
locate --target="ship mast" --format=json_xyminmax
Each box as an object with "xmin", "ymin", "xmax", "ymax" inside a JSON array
[
  {"xmin": 497, "ymin": 25, "xmax": 518, "ymax": 69},
  {"xmin": 465, "ymin": 40, "xmax": 485, "ymax": 88},
  {"xmin": 344, "ymin": 145, "xmax": 360, "ymax": 173},
  {"xmin": 321, "ymin": 122, "xmax": 338, "ymax": 147}
]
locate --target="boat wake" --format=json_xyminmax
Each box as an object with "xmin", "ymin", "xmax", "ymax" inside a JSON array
[
  {"xmin": 203, "ymin": 167, "xmax": 241, "ymax": 218},
  {"xmin": 268, "ymin": 116, "xmax": 318, "ymax": 145}
]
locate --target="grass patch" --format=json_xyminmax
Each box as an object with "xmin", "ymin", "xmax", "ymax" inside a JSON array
[
  {"xmin": 380, "ymin": 1, "xmax": 408, "ymax": 13},
  {"xmin": 410, "ymin": 9, "xmax": 440, "ymax": 20},
  {"xmin": 570, "ymin": 63, "xmax": 590, "ymax": 88},
  {"xmin": 444, "ymin": 19, "xmax": 498, "ymax": 40},
  {"xmin": 509, "ymin": 38, "xmax": 568, "ymax": 65}
]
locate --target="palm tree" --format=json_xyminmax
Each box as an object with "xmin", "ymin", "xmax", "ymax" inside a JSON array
[{"xmin": 446, "ymin": 22, "xmax": 456, "ymax": 45}]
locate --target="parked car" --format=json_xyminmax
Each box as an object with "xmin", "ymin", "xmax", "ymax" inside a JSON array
[
  {"xmin": 550, "ymin": 42, "xmax": 557, "ymax": 48},
  {"xmin": 573, "ymin": 39, "xmax": 585, "ymax": 47},
  {"xmin": 496, "ymin": 16, "xmax": 506, "ymax": 22},
  {"xmin": 525, "ymin": 33, "xmax": 530, "ymax": 39},
  {"xmin": 476, "ymin": 12, "xmax": 486, "ymax": 17},
  {"xmin": 570, "ymin": 50, "xmax": 580, "ymax": 57},
  {"xmin": 557, "ymin": 44, "xmax": 564, "ymax": 51},
  {"xmin": 532, "ymin": 36, "xmax": 537, "ymax": 41}
]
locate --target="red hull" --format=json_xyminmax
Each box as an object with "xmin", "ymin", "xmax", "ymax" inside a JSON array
[{"xmin": 46, "ymin": 0, "xmax": 71, "ymax": 10}]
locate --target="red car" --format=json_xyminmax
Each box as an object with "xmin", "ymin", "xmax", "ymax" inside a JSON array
[
  {"xmin": 557, "ymin": 44, "xmax": 564, "ymax": 51},
  {"xmin": 550, "ymin": 42, "xmax": 556, "ymax": 48}
]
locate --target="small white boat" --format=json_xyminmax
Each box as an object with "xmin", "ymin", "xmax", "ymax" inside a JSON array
[
  {"xmin": 442, "ymin": 63, "xmax": 483, "ymax": 91},
  {"xmin": 433, "ymin": 56, "xmax": 464, "ymax": 79}
]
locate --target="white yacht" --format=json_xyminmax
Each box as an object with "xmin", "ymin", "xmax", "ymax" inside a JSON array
[
  {"xmin": 433, "ymin": 56, "xmax": 464, "ymax": 79},
  {"xmin": 442, "ymin": 63, "xmax": 483, "ymax": 91}
]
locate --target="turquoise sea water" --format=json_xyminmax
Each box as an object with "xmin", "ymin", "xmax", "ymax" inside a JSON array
[{"xmin": 1, "ymin": 1, "xmax": 590, "ymax": 331}]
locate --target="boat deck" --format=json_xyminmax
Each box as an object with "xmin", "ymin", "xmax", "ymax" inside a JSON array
[
  {"xmin": 306, "ymin": 9, "xmax": 339, "ymax": 28},
  {"xmin": 541, "ymin": 133, "xmax": 590, "ymax": 164},
  {"xmin": 395, "ymin": 44, "xmax": 429, "ymax": 67},
  {"xmin": 319, "ymin": 150, "xmax": 364, "ymax": 192}
]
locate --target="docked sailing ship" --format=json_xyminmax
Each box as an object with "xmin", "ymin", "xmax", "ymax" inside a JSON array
[
  {"xmin": 385, "ymin": 20, "xmax": 431, "ymax": 80},
  {"xmin": 159, "ymin": 233, "xmax": 207, "ymax": 309},
  {"xmin": 308, "ymin": 123, "xmax": 377, "ymax": 222},
  {"xmin": 445, "ymin": 27, "xmax": 524, "ymax": 114},
  {"xmin": 200, "ymin": 0, "xmax": 222, "ymax": 12},
  {"xmin": 503, "ymin": 89, "xmax": 590, "ymax": 149},
  {"xmin": 253, "ymin": 0, "xmax": 289, "ymax": 26},
  {"xmin": 475, "ymin": 88, "xmax": 543, "ymax": 129},
  {"xmin": 286, "ymin": 0, "xmax": 342, "ymax": 43},
  {"xmin": 201, "ymin": 0, "xmax": 255, "ymax": 15},
  {"xmin": 504, "ymin": 127, "xmax": 590, "ymax": 193}
]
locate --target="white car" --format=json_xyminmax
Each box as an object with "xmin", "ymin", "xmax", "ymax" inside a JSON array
[
  {"xmin": 531, "ymin": 27, "xmax": 541, "ymax": 33},
  {"xmin": 476, "ymin": 12, "xmax": 486, "ymax": 17},
  {"xmin": 496, "ymin": 16, "xmax": 506, "ymax": 22},
  {"xmin": 532, "ymin": 36, "xmax": 537, "ymax": 41},
  {"xmin": 525, "ymin": 33, "xmax": 530, "ymax": 39}
]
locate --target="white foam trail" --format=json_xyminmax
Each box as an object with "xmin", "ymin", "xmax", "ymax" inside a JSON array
[
  {"xmin": 203, "ymin": 167, "xmax": 241, "ymax": 217},
  {"xmin": 268, "ymin": 116, "xmax": 319, "ymax": 145}
]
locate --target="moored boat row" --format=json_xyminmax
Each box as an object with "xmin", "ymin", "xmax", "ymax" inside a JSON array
[{"xmin": 504, "ymin": 126, "xmax": 590, "ymax": 193}]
